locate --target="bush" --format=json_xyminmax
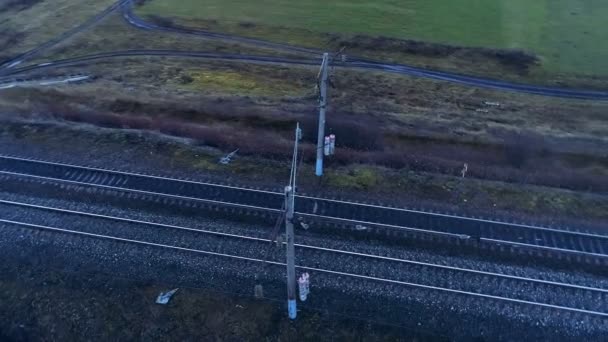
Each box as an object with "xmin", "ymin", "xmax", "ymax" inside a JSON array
[
  {"xmin": 26, "ymin": 92, "xmax": 604, "ymax": 194},
  {"xmin": 147, "ymin": 15, "xmax": 175, "ymax": 28},
  {"xmin": 0, "ymin": 0, "xmax": 42, "ymax": 12},
  {"xmin": 335, "ymin": 34, "xmax": 538, "ymax": 71},
  {"xmin": 501, "ymin": 132, "xmax": 547, "ymax": 169},
  {"xmin": 238, "ymin": 22, "xmax": 256, "ymax": 28},
  {"xmin": 0, "ymin": 30, "xmax": 25, "ymax": 51},
  {"xmin": 504, "ymin": 143, "xmax": 528, "ymax": 169},
  {"xmin": 298, "ymin": 113, "xmax": 384, "ymax": 151},
  {"xmin": 179, "ymin": 74, "xmax": 194, "ymax": 84},
  {"xmin": 133, "ymin": 0, "xmax": 151, "ymax": 6},
  {"xmin": 328, "ymin": 167, "xmax": 380, "ymax": 190}
]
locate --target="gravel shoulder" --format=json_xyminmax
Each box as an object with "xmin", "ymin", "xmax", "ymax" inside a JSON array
[{"xmin": 1, "ymin": 260, "xmax": 434, "ymax": 341}]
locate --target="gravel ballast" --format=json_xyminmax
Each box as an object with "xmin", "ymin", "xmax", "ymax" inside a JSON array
[
  {"xmin": 0, "ymin": 188, "xmax": 606, "ymax": 340},
  {"xmin": 0, "ymin": 122, "xmax": 607, "ymax": 340}
]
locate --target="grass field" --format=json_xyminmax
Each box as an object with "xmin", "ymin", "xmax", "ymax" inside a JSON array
[
  {"xmin": 1, "ymin": 0, "xmax": 606, "ymax": 222},
  {"xmin": 137, "ymin": 0, "xmax": 608, "ymax": 78},
  {"xmin": 0, "ymin": 0, "xmax": 115, "ymax": 58}
]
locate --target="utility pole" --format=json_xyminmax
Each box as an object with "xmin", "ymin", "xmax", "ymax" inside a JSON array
[
  {"xmin": 285, "ymin": 123, "xmax": 301, "ymax": 319},
  {"xmin": 284, "ymin": 184, "xmax": 296, "ymax": 319},
  {"xmin": 315, "ymin": 53, "xmax": 330, "ymax": 177}
]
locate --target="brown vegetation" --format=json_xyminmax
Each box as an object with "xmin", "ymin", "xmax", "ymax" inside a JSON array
[
  {"xmin": 336, "ymin": 35, "xmax": 539, "ymax": 72},
  {"xmin": 10, "ymin": 83, "xmax": 604, "ymax": 194},
  {"xmin": 2, "ymin": 51, "xmax": 606, "ymax": 197}
]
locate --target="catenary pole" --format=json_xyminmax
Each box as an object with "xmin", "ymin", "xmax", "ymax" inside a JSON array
[
  {"xmin": 315, "ymin": 53, "xmax": 330, "ymax": 176},
  {"xmin": 285, "ymin": 123, "xmax": 301, "ymax": 319}
]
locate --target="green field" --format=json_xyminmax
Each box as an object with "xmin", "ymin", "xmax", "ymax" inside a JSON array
[{"xmin": 138, "ymin": 0, "xmax": 608, "ymax": 77}]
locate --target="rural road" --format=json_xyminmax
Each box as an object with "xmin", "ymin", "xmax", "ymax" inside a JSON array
[
  {"xmin": 120, "ymin": 1, "xmax": 608, "ymax": 100},
  {"xmin": 1, "ymin": 0, "xmax": 607, "ymax": 100},
  {"xmin": 0, "ymin": 0, "xmax": 131, "ymax": 72},
  {"xmin": 3, "ymin": 49, "xmax": 608, "ymax": 100}
]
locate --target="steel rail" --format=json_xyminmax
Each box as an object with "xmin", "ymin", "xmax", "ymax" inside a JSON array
[
  {"xmin": 1, "ymin": 198, "xmax": 605, "ymax": 294},
  {"xmin": 2, "ymin": 154, "xmax": 604, "ymax": 239},
  {"xmin": 0, "ymin": 199, "xmax": 608, "ymax": 293},
  {"xmin": 0, "ymin": 169, "xmax": 551, "ymax": 242},
  {"xmin": 0, "ymin": 154, "xmax": 606, "ymax": 258},
  {"xmin": 0, "ymin": 169, "xmax": 282, "ymax": 214},
  {"xmin": 1, "ymin": 217, "xmax": 607, "ymax": 317},
  {"xmin": 0, "ymin": 169, "xmax": 470, "ymax": 240}
]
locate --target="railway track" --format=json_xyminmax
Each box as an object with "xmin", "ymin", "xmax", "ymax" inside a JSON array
[
  {"xmin": 0, "ymin": 154, "xmax": 607, "ymax": 262},
  {"xmin": 1, "ymin": 198, "xmax": 607, "ymax": 317}
]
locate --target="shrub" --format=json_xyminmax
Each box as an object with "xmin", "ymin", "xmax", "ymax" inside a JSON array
[
  {"xmin": 0, "ymin": 30, "xmax": 25, "ymax": 51},
  {"xmin": 328, "ymin": 167, "xmax": 380, "ymax": 190},
  {"xmin": 179, "ymin": 74, "xmax": 194, "ymax": 84},
  {"xmin": 147, "ymin": 15, "xmax": 175, "ymax": 28},
  {"xmin": 0, "ymin": 0, "xmax": 42, "ymax": 12},
  {"xmin": 335, "ymin": 34, "xmax": 538, "ymax": 71},
  {"xmin": 298, "ymin": 113, "xmax": 384, "ymax": 151},
  {"xmin": 28, "ymin": 95, "xmax": 604, "ymax": 194}
]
